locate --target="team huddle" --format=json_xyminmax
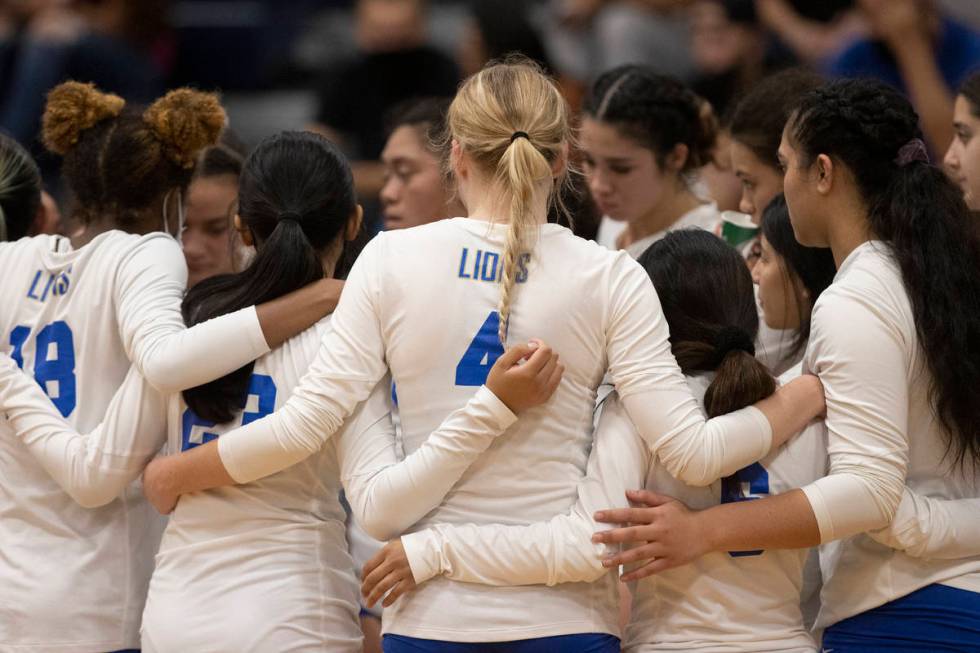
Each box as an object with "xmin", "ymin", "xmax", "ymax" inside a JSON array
[{"xmin": 1, "ymin": 55, "xmax": 980, "ymax": 653}]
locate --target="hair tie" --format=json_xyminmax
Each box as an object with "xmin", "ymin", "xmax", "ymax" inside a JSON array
[
  {"xmin": 278, "ymin": 211, "xmax": 302, "ymax": 224},
  {"xmin": 510, "ymin": 131, "xmax": 530, "ymax": 143},
  {"xmin": 895, "ymin": 138, "xmax": 930, "ymax": 166},
  {"xmin": 711, "ymin": 326, "xmax": 755, "ymax": 368}
]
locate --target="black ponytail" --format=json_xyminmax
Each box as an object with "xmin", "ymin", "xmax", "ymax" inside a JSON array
[
  {"xmin": 790, "ymin": 79, "xmax": 980, "ymax": 468},
  {"xmin": 637, "ymin": 230, "xmax": 776, "ymax": 418},
  {"xmin": 182, "ymin": 131, "xmax": 356, "ymax": 422}
]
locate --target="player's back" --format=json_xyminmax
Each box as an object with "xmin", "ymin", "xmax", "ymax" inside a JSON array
[
  {"xmin": 0, "ymin": 231, "xmax": 170, "ymax": 652},
  {"xmin": 143, "ymin": 316, "xmax": 362, "ymax": 652},
  {"xmin": 627, "ymin": 373, "xmax": 826, "ymax": 652},
  {"xmin": 376, "ymin": 218, "xmax": 647, "ymax": 640}
]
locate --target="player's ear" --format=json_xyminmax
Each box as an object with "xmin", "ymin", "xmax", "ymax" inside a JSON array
[
  {"xmin": 234, "ymin": 214, "xmax": 254, "ymax": 247},
  {"xmin": 345, "ymin": 205, "xmax": 364, "ymax": 241}
]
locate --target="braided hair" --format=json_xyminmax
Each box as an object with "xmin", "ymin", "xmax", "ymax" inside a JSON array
[
  {"xmin": 583, "ymin": 65, "xmax": 716, "ymax": 173},
  {"xmin": 789, "ymin": 78, "xmax": 980, "ymax": 468}
]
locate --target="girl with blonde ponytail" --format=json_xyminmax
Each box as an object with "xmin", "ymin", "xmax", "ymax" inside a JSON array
[
  {"xmin": 144, "ymin": 58, "xmax": 824, "ymax": 652},
  {"xmin": 0, "ymin": 82, "xmax": 343, "ymax": 652}
]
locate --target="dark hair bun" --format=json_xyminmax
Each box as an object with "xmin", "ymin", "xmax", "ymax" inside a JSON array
[
  {"xmin": 42, "ymin": 81, "xmax": 125, "ymax": 156},
  {"xmin": 143, "ymin": 88, "xmax": 226, "ymax": 169}
]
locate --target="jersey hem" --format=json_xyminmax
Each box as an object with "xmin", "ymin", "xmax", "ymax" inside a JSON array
[{"xmin": 382, "ymin": 619, "xmax": 619, "ymax": 643}]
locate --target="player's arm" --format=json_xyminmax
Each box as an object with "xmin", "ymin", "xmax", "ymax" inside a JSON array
[
  {"xmin": 115, "ymin": 234, "xmax": 343, "ymax": 395},
  {"xmin": 0, "ymin": 355, "xmax": 166, "ymax": 508},
  {"xmin": 359, "ymin": 393, "xmax": 647, "ymax": 607},
  {"xmin": 141, "ymin": 236, "xmax": 391, "ymax": 512},
  {"xmin": 868, "ymin": 490, "xmax": 980, "ymax": 559},
  {"xmin": 594, "ymin": 291, "xmax": 910, "ymax": 578},
  {"xmin": 339, "ymin": 342, "xmax": 562, "ymax": 541},
  {"xmin": 606, "ymin": 259, "xmax": 824, "ymax": 486}
]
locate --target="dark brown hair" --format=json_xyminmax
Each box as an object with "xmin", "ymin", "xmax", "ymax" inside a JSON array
[
  {"xmin": 729, "ymin": 68, "xmax": 824, "ymax": 169},
  {"xmin": 637, "ymin": 230, "xmax": 776, "ymax": 417},
  {"xmin": 42, "ymin": 81, "xmax": 225, "ymax": 229},
  {"xmin": 960, "ymin": 69, "xmax": 980, "ymax": 117}
]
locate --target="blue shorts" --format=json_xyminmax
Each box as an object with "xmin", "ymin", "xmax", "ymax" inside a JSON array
[
  {"xmin": 822, "ymin": 583, "xmax": 980, "ymax": 652},
  {"xmin": 382, "ymin": 633, "xmax": 620, "ymax": 652}
]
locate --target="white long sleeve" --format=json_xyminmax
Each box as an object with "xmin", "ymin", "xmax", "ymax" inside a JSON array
[
  {"xmin": 0, "ymin": 354, "xmax": 167, "ymax": 508},
  {"xmin": 869, "ymin": 489, "xmax": 980, "ymax": 559},
  {"xmin": 604, "ymin": 260, "xmax": 773, "ymax": 486},
  {"xmin": 402, "ymin": 393, "xmax": 646, "ymax": 586},
  {"xmin": 217, "ymin": 236, "xmax": 389, "ymax": 483},
  {"xmin": 799, "ymin": 274, "xmax": 909, "ymax": 543},
  {"xmin": 337, "ymin": 384, "xmax": 518, "ymax": 541},
  {"xmin": 114, "ymin": 234, "xmax": 270, "ymax": 394}
]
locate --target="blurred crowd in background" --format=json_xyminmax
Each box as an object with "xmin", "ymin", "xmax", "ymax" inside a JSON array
[{"xmin": 2, "ymin": 0, "xmax": 979, "ymax": 246}]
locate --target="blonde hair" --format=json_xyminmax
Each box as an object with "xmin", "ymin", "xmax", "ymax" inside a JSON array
[{"xmin": 446, "ymin": 57, "xmax": 570, "ymax": 343}]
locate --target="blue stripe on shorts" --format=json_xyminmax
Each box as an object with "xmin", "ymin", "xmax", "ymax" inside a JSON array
[
  {"xmin": 383, "ymin": 633, "xmax": 620, "ymax": 652},
  {"xmin": 822, "ymin": 583, "xmax": 980, "ymax": 652}
]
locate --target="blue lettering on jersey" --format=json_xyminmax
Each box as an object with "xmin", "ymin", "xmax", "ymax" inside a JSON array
[
  {"xmin": 457, "ymin": 248, "xmax": 530, "ymax": 284},
  {"xmin": 8, "ymin": 321, "xmax": 77, "ymax": 417},
  {"xmin": 180, "ymin": 373, "xmax": 278, "ymax": 451},
  {"xmin": 721, "ymin": 462, "xmax": 770, "ymax": 557},
  {"xmin": 25, "ymin": 267, "xmax": 72, "ymax": 303}
]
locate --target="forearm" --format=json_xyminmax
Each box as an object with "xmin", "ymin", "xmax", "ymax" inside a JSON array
[
  {"xmin": 343, "ymin": 386, "xmax": 517, "ymax": 541},
  {"xmin": 701, "ymin": 489, "xmax": 820, "ymax": 553},
  {"xmin": 403, "ymin": 505, "xmax": 610, "ymax": 587},
  {"xmin": 150, "ymin": 439, "xmax": 235, "ymax": 498},
  {"xmin": 870, "ymin": 489, "xmax": 980, "ymax": 559},
  {"xmin": 1, "ymin": 357, "xmax": 166, "ymax": 507},
  {"xmin": 256, "ymin": 278, "xmax": 343, "ymax": 349},
  {"xmin": 892, "ymin": 34, "xmax": 955, "ymax": 155}
]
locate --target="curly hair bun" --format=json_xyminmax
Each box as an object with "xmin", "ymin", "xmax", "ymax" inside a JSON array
[
  {"xmin": 42, "ymin": 81, "xmax": 126, "ymax": 156},
  {"xmin": 143, "ymin": 88, "xmax": 226, "ymax": 169}
]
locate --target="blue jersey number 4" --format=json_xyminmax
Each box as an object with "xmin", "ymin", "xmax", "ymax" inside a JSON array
[
  {"xmin": 720, "ymin": 462, "xmax": 770, "ymax": 557},
  {"xmin": 455, "ymin": 311, "xmax": 505, "ymax": 386},
  {"xmin": 9, "ymin": 321, "xmax": 77, "ymax": 418}
]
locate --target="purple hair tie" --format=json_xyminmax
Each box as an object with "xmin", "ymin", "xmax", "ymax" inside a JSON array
[{"xmin": 895, "ymin": 138, "xmax": 930, "ymax": 166}]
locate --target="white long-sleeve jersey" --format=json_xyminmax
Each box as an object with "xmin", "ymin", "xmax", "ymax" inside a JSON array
[
  {"xmin": 403, "ymin": 376, "xmax": 827, "ymax": 652},
  {"xmin": 141, "ymin": 317, "xmax": 363, "ymax": 652},
  {"xmin": 0, "ymin": 232, "xmax": 269, "ymax": 653},
  {"xmin": 798, "ymin": 241, "xmax": 980, "ymax": 628},
  {"xmin": 213, "ymin": 218, "xmax": 773, "ymax": 642}
]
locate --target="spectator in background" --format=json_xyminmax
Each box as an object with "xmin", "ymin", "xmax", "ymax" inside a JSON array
[
  {"xmin": 380, "ymin": 97, "xmax": 464, "ymax": 230},
  {"xmin": 826, "ymin": 0, "xmax": 980, "ymax": 154},
  {"xmin": 944, "ymin": 69, "xmax": 980, "ymax": 211},
  {"xmin": 457, "ymin": 0, "xmax": 554, "ymax": 77},
  {"xmin": 183, "ymin": 138, "xmax": 248, "ymax": 288},
  {"xmin": 549, "ymin": 0, "xmax": 696, "ymax": 83},
  {"xmin": 0, "ymin": 0, "xmax": 168, "ymax": 150},
  {"xmin": 313, "ymin": 0, "xmax": 459, "ymax": 201},
  {"xmin": 755, "ymin": 0, "xmax": 866, "ymax": 66},
  {"xmin": 689, "ymin": 0, "xmax": 795, "ymax": 118}
]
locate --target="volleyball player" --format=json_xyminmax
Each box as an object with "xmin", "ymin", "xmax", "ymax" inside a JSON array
[
  {"xmin": 361, "ymin": 230, "xmax": 828, "ymax": 652},
  {"xmin": 142, "ymin": 59, "xmax": 823, "ymax": 651},
  {"xmin": 728, "ymin": 69, "xmax": 825, "ymax": 375},
  {"xmin": 0, "ymin": 82, "xmax": 341, "ymax": 652},
  {"xmin": 583, "ymin": 65, "xmax": 721, "ymax": 257},
  {"xmin": 944, "ymin": 70, "xmax": 980, "ymax": 211},
  {"xmin": 594, "ymin": 79, "xmax": 980, "ymax": 651}
]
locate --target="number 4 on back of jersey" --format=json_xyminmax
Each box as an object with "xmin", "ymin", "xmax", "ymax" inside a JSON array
[{"xmin": 455, "ymin": 311, "xmax": 505, "ymax": 386}]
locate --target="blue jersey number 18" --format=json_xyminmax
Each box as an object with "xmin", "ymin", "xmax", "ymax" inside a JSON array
[
  {"xmin": 455, "ymin": 311, "xmax": 505, "ymax": 386},
  {"xmin": 9, "ymin": 321, "xmax": 77, "ymax": 418}
]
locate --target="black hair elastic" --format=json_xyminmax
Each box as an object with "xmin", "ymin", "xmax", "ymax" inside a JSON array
[
  {"xmin": 510, "ymin": 131, "xmax": 530, "ymax": 143},
  {"xmin": 278, "ymin": 211, "xmax": 302, "ymax": 224},
  {"xmin": 711, "ymin": 326, "xmax": 755, "ymax": 368}
]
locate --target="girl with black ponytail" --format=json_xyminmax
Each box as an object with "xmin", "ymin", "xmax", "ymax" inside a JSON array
[{"xmin": 594, "ymin": 78, "xmax": 980, "ymax": 651}]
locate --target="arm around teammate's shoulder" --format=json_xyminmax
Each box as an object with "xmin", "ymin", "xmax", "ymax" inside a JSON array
[{"xmin": 606, "ymin": 259, "xmax": 825, "ymax": 486}]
